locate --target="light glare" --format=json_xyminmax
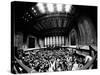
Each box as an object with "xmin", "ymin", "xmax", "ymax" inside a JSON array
[
  {"xmin": 46, "ymin": 3, "xmax": 54, "ymax": 12},
  {"xmin": 56, "ymin": 4, "xmax": 63, "ymax": 12},
  {"xmin": 32, "ymin": 7, "xmax": 34, "ymax": 10},
  {"xmin": 65, "ymin": 5, "xmax": 72, "ymax": 12},
  {"xmin": 37, "ymin": 3, "xmax": 45, "ymax": 13}
]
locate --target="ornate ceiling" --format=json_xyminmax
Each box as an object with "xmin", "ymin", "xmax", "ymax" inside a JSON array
[{"xmin": 13, "ymin": 2, "xmax": 97, "ymax": 37}]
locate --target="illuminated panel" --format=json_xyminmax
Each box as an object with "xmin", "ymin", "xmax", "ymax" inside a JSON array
[
  {"xmin": 47, "ymin": 37, "xmax": 50, "ymax": 47},
  {"xmin": 46, "ymin": 37, "xmax": 48, "ymax": 47},
  {"xmin": 62, "ymin": 36, "xmax": 64, "ymax": 46},
  {"xmin": 55, "ymin": 36, "xmax": 58, "ymax": 46},
  {"xmin": 52, "ymin": 36, "xmax": 55, "ymax": 47},
  {"xmin": 45, "ymin": 37, "xmax": 47, "ymax": 47},
  {"xmin": 59, "ymin": 36, "xmax": 62, "ymax": 46},
  {"xmin": 46, "ymin": 37, "xmax": 48, "ymax": 46},
  {"xmin": 58, "ymin": 36, "xmax": 60, "ymax": 46},
  {"xmin": 49, "ymin": 37, "xmax": 52, "ymax": 46}
]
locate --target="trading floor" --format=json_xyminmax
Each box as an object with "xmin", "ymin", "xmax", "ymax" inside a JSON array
[{"xmin": 11, "ymin": 1, "xmax": 97, "ymax": 74}]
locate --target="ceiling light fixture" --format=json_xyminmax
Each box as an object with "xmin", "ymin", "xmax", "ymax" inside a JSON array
[
  {"xmin": 37, "ymin": 3, "xmax": 45, "ymax": 13},
  {"xmin": 46, "ymin": 3, "xmax": 54, "ymax": 13},
  {"xmin": 65, "ymin": 5, "xmax": 72, "ymax": 13},
  {"xmin": 56, "ymin": 4, "xmax": 63, "ymax": 12}
]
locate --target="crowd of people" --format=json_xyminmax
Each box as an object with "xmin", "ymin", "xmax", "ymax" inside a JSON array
[{"xmin": 16, "ymin": 47, "xmax": 93, "ymax": 73}]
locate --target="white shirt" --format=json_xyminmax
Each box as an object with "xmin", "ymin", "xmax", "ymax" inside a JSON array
[
  {"xmin": 85, "ymin": 56, "xmax": 92, "ymax": 63},
  {"xmin": 72, "ymin": 63, "xmax": 79, "ymax": 71}
]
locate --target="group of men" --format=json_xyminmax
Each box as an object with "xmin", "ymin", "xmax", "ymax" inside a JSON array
[{"xmin": 17, "ymin": 48, "xmax": 93, "ymax": 73}]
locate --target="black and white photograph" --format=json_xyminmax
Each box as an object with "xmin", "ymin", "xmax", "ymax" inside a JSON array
[{"xmin": 11, "ymin": 1, "xmax": 97, "ymax": 74}]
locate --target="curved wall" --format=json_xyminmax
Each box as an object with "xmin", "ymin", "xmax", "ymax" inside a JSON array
[{"xmin": 68, "ymin": 17, "xmax": 97, "ymax": 46}]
